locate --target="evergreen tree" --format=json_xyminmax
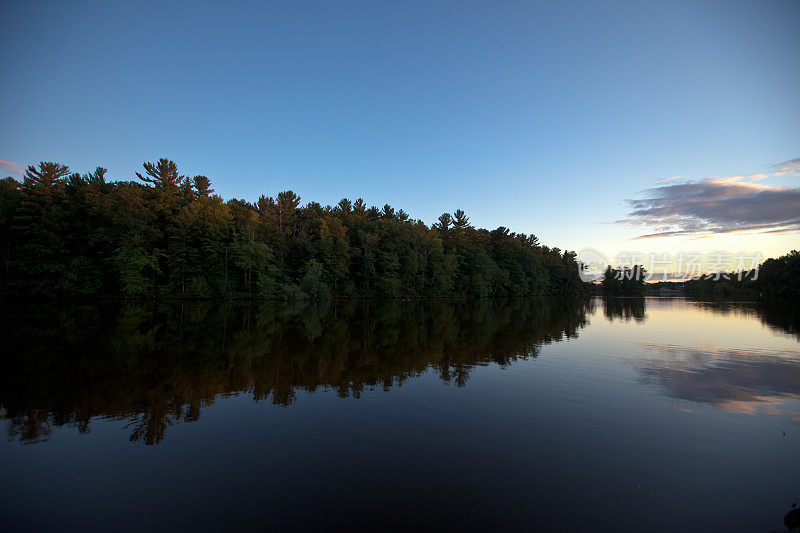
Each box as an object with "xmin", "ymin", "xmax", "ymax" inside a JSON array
[{"xmin": 0, "ymin": 157, "xmax": 605, "ymax": 299}]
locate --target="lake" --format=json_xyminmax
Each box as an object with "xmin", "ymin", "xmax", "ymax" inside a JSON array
[{"xmin": 1, "ymin": 297, "xmax": 799, "ymax": 532}]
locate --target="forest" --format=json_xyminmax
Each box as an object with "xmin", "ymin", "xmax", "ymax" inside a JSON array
[
  {"xmin": 599, "ymin": 253, "xmax": 800, "ymax": 299},
  {"xmin": 0, "ymin": 159, "xmax": 588, "ymax": 299},
  {"xmin": 683, "ymin": 251, "xmax": 800, "ymax": 300}
]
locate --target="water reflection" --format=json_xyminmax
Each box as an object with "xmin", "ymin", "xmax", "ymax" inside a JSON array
[
  {"xmin": 630, "ymin": 343, "xmax": 800, "ymax": 417},
  {"xmin": 0, "ymin": 298, "xmax": 592, "ymax": 445},
  {"xmin": 2, "ymin": 297, "xmax": 798, "ymax": 446},
  {"xmin": 603, "ymin": 297, "xmax": 646, "ymax": 323},
  {"xmin": 688, "ymin": 298, "xmax": 800, "ymax": 340},
  {"xmin": 3, "ymin": 297, "xmax": 799, "ymax": 532}
]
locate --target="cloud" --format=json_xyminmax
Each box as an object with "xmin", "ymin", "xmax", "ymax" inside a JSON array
[
  {"xmin": 772, "ymin": 157, "xmax": 800, "ymax": 176},
  {"xmin": 654, "ymin": 176, "xmax": 683, "ymax": 184},
  {"xmin": 620, "ymin": 158, "xmax": 800, "ymax": 238},
  {"xmin": 0, "ymin": 160, "xmax": 24, "ymax": 175}
]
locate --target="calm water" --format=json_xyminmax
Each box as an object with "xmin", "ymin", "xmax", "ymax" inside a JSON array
[{"xmin": 1, "ymin": 298, "xmax": 799, "ymax": 532}]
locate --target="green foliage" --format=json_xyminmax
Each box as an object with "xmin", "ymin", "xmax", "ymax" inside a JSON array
[
  {"xmin": 277, "ymin": 282, "xmax": 306, "ymax": 301},
  {"xmin": 116, "ymin": 239, "xmax": 163, "ymax": 297},
  {"xmin": 233, "ymin": 228, "xmax": 275, "ymax": 294},
  {"xmin": 301, "ymin": 259, "xmax": 330, "ymax": 300},
  {"xmin": 0, "ymin": 158, "xmax": 594, "ymax": 298}
]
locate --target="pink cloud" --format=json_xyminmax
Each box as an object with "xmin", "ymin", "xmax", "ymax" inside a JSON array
[{"xmin": 0, "ymin": 160, "xmax": 24, "ymax": 175}]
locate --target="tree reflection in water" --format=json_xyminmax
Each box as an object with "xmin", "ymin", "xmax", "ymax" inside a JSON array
[
  {"xmin": 3, "ymin": 297, "xmax": 796, "ymax": 446},
  {"xmin": 1, "ymin": 298, "xmax": 592, "ymax": 445},
  {"xmin": 603, "ymin": 297, "xmax": 646, "ymax": 323}
]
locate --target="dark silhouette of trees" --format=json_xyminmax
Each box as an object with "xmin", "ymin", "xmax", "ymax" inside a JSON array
[
  {"xmin": 452, "ymin": 209, "xmax": 470, "ymax": 229},
  {"xmin": 135, "ymin": 158, "xmax": 182, "ymax": 190},
  {"xmin": 434, "ymin": 212, "xmax": 452, "ymax": 234},
  {"xmin": 0, "ymin": 157, "xmax": 591, "ymax": 298},
  {"xmin": 601, "ymin": 265, "xmax": 646, "ymax": 296},
  {"xmin": 683, "ymin": 250, "xmax": 799, "ymax": 300},
  {"xmin": 193, "ymin": 175, "xmax": 213, "ymax": 197},
  {"xmin": 758, "ymin": 250, "xmax": 800, "ymax": 299},
  {"xmin": 2, "ymin": 158, "xmax": 795, "ymax": 300}
]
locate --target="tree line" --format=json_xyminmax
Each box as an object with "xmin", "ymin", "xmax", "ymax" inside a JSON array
[
  {"xmin": 600, "ymin": 265, "xmax": 647, "ymax": 296},
  {"xmin": 683, "ymin": 251, "xmax": 800, "ymax": 300},
  {"xmin": 598, "ymin": 252, "xmax": 799, "ymax": 299},
  {"xmin": 0, "ymin": 159, "xmax": 588, "ymax": 299}
]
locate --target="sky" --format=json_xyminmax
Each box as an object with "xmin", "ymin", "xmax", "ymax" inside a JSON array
[{"xmin": 1, "ymin": 0, "xmax": 798, "ymax": 267}]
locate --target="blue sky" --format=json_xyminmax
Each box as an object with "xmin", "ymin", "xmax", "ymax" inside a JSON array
[{"xmin": 1, "ymin": 0, "xmax": 798, "ymax": 260}]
